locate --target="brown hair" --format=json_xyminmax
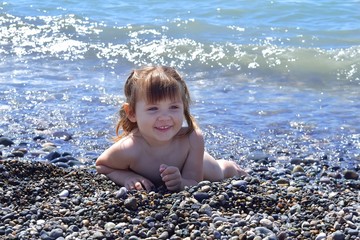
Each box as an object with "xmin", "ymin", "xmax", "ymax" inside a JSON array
[{"xmin": 115, "ymin": 66, "xmax": 198, "ymax": 140}]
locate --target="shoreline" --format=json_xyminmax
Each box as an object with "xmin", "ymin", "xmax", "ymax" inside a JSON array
[{"xmin": 1, "ymin": 157, "xmax": 359, "ymax": 239}]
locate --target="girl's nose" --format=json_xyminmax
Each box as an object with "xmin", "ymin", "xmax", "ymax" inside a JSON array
[{"xmin": 157, "ymin": 111, "xmax": 171, "ymax": 121}]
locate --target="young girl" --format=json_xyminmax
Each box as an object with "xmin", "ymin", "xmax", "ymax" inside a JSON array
[{"xmin": 96, "ymin": 66, "xmax": 248, "ymax": 192}]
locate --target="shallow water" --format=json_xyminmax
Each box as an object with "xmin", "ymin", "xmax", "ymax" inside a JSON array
[{"xmin": 0, "ymin": 1, "xmax": 359, "ymax": 165}]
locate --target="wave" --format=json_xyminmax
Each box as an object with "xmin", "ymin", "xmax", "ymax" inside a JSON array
[{"xmin": 1, "ymin": 13, "xmax": 359, "ymax": 90}]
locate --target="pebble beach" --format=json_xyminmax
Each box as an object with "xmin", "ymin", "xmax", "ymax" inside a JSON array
[{"xmin": 1, "ymin": 134, "xmax": 359, "ymax": 240}]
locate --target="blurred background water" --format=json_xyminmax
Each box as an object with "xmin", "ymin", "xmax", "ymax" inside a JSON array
[{"xmin": 0, "ymin": 0, "xmax": 359, "ymax": 163}]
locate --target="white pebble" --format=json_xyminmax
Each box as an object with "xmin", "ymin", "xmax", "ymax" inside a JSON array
[
  {"xmin": 104, "ymin": 222, "xmax": 116, "ymax": 230},
  {"xmin": 315, "ymin": 232, "xmax": 326, "ymax": 240},
  {"xmin": 260, "ymin": 218, "xmax": 273, "ymax": 229},
  {"xmin": 58, "ymin": 189, "xmax": 69, "ymax": 198}
]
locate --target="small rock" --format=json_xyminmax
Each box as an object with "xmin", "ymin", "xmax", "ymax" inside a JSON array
[
  {"xmin": 248, "ymin": 151, "xmax": 268, "ymax": 161},
  {"xmin": 115, "ymin": 187, "xmax": 127, "ymax": 199},
  {"xmin": 292, "ymin": 165, "xmax": 304, "ymax": 173},
  {"xmin": 232, "ymin": 180, "xmax": 247, "ymax": 187},
  {"xmin": 0, "ymin": 137, "xmax": 14, "ymax": 147},
  {"xmin": 92, "ymin": 231, "xmax": 104, "ymax": 239},
  {"xmin": 330, "ymin": 230, "xmax": 345, "ymax": 240},
  {"xmin": 254, "ymin": 227, "xmax": 276, "ymax": 237},
  {"xmin": 315, "ymin": 232, "xmax": 326, "ymax": 240},
  {"xmin": 59, "ymin": 190, "xmax": 69, "ymax": 198},
  {"xmin": 45, "ymin": 151, "xmax": 61, "ymax": 161},
  {"xmin": 343, "ymin": 170, "xmax": 359, "ymax": 180},
  {"xmin": 276, "ymin": 178, "xmax": 290, "ymax": 186},
  {"xmin": 124, "ymin": 197, "xmax": 137, "ymax": 210},
  {"xmin": 290, "ymin": 158, "xmax": 303, "ymax": 165},
  {"xmin": 158, "ymin": 231, "xmax": 169, "ymax": 240},
  {"xmin": 11, "ymin": 151, "xmax": 24, "ymax": 157},
  {"xmin": 260, "ymin": 218, "xmax": 273, "ymax": 229},
  {"xmin": 320, "ymin": 177, "xmax": 331, "ymax": 184},
  {"xmin": 104, "ymin": 222, "xmax": 116, "ymax": 230},
  {"xmin": 49, "ymin": 228, "xmax": 63, "ymax": 238},
  {"xmin": 199, "ymin": 204, "xmax": 212, "ymax": 216},
  {"xmin": 193, "ymin": 192, "xmax": 210, "ymax": 202},
  {"xmin": 82, "ymin": 219, "xmax": 90, "ymax": 226},
  {"xmin": 53, "ymin": 131, "xmax": 72, "ymax": 141}
]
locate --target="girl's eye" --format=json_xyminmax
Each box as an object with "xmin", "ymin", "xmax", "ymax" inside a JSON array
[
  {"xmin": 147, "ymin": 107, "xmax": 157, "ymax": 111},
  {"xmin": 170, "ymin": 105, "xmax": 180, "ymax": 109}
]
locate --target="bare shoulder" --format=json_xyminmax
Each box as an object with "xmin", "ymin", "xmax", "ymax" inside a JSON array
[
  {"xmin": 96, "ymin": 133, "xmax": 141, "ymax": 168},
  {"xmin": 188, "ymin": 128, "xmax": 205, "ymax": 148}
]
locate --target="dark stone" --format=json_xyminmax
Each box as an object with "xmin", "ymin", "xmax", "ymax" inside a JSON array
[
  {"xmin": 33, "ymin": 135, "xmax": 46, "ymax": 141},
  {"xmin": 124, "ymin": 197, "xmax": 137, "ymax": 211},
  {"xmin": 193, "ymin": 192, "xmax": 210, "ymax": 202},
  {"xmin": 343, "ymin": 170, "xmax": 359, "ymax": 180},
  {"xmin": 0, "ymin": 137, "xmax": 14, "ymax": 147},
  {"xmin": 45, "ymin": 151, "xmax": 61, "ymax": 160}
]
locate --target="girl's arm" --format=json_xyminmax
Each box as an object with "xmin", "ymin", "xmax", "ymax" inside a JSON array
[
  {"xmin": 96, "ymin": 140, "xmax": 155, "ymax": 191},
  {"xmin": 160, "ymin": 129, "xmax": 204, "ymax": 191}
]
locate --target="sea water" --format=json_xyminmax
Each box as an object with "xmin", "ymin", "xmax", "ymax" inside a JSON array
[{"xmin": 0, "ymin": 1, "xmax": 359, "ymax": 162}]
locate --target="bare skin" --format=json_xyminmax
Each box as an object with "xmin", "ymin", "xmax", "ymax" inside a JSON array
[{"xmin": 96, "ymin": 97, "xmax": 248, "ymax": 192}]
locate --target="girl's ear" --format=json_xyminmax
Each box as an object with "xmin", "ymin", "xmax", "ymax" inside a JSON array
[{"xmin": 123, "ymin": 103, "xmax": 136, "ymax": 122}]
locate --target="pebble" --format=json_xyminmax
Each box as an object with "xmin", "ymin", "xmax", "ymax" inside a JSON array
[
  {"xmin": 0, "ymin": 137, "xmax": 14, "ymax": 147},
  {"xmin": 115, "ymin": 187, "xmax": 128, "ymax": 199},
  {"xmin": 330, "ymin": 230, "xmax": 345, "ymax": 240},
  {"xmin": 315, "ymin": 232, "xmax": 326, "ymax": 240},
  {"xmin": 193, "ymin": 191, "xmax": 210, "ymax": 202},
  {"xmin": 343, "ymin": 170, "xmax": 359, "ymax": 180},
  {"xmin": 247, "ymin": 151, "xmax": 268, "ymax": 161},
  {"xmin": 49, "ymin": 228, "xmax": 63, "ymax": 238},
  {"xmin": 53, "ymin": 131, "xmax": 72, "ymax": 141},
  {"xmin": 292, "ymin": 165, "xmax": 305, "ymax": 173},
  {"xmin": 104, "ymin": 222, "xmax": 115, "ymax": 230},
  {"xmin": 58, "ymin": 189, "xmax": 70, "ymax": 197},
  {"xmin": 259, "ymin": 218, "xmax": 273, "ymax": 229},
  {"xmin": 231, "ymin": 179, "xmax": 247, "ymax": 187},
  {"xmin": 124, "ymin": 197, "xmax": 137, "ymax": 210}
]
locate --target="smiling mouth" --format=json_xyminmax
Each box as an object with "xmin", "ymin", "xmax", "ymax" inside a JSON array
[{"xmin": 155, "ymin": 125, "xmax": 171, "ymax": 130}]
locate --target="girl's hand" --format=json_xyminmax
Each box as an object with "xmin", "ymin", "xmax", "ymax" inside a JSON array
[
  {"xmin": 124, "ymin": 176, "xmax": 154, "ymax": 192},
  {"xmin": 159, "ymin": 164, "xmax": 182, "ymax": 191}
]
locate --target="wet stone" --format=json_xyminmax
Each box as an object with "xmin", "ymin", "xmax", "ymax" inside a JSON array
[
  {"xmin": 330, "ymin": 230, "xmax": 345, "ymax": 240},
  {"xmin": 115, "ymin": 187, "xmax": 128, "ymax": 199},
  {"xmin": 292, "ymin": 165, "xmax": 305, "ymax": 173},
  {"xmin": 343, "ymin": 170, "xmax": 359, "ymax": 180},
  {"xmin": 53, "ymin": 131, "xmax": 73, "ymax": 141},
  {"xmin": 0, "ymin": 137, "xmax": 14, "ymax": 147},
  {"xmin": 49, "ymin": 228, "xmax": 63, "ymax": 238},
  {"xmin": 193, "ymin": 191, "xmax": 210, "ymax": 202},
  {"xmin": 124, "ymin": 197, "xmax": 137, "ymax": 210},
  {"xmin": 248, "ymin": 152, "xmax": 269, "ymax": 161}
]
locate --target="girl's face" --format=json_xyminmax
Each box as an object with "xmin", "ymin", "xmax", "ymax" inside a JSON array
[{"xmin": 130, "ymin": 96, "xmax": 184, "ymax": 146}]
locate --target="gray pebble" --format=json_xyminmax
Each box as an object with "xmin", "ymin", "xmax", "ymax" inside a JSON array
[
  {"xmin": 193, "ymin": 191, "xmax": 209, "ymax": 202},
  {"xmin": 104, "ymin": 222, "xmax": 115, "ymax": 230},
  {"xmin": 330, "ymin": 230, "xmax": 345, "ymax": 240},
  {"xmin": 248, "ymin": 151, "xmax": 268, "ymax": 161},
  {"xmin": 49, "ymin": 228, "xmax": 63, "ymax": 238},
  {"xmin": 259, "ymin": 218, "xmax": 273, "ymax": 229},
  {"xmin": 58, "ymin": 190, "xmax": 69, "ymax": 198},
  {"xmin": 315, "ymin": 232, "xmax": 326, "ymax": 240},
  {"xmin": 115, "ymin": 187, "xmax": 127, "ymax": 199},
  {"xmin": 232, "ymin": 180, "xmax": 247, "ymax": 187}
]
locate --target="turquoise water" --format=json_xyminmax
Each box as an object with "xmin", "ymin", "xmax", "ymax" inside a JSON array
[{"xmin": 0, "ymin": 1, "xmax": 359, "ymax": 161}]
